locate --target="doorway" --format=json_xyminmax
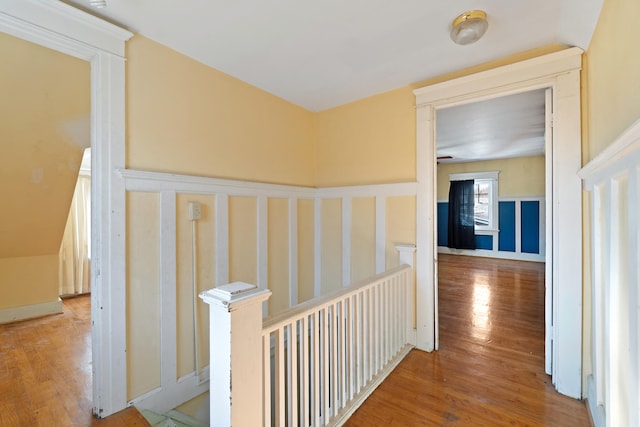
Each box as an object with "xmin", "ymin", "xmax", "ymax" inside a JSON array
[
  {"xmin": 0, "ymin": 1, "xmax": 132, "ymax": 417},
  {"xmin": 413, "ymin": 47, "xmax": 583, "ymax": 399}
]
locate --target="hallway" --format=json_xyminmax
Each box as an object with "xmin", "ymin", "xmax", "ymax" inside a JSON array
[{"xmin": 345, "ymin": 254, "xmax": 591, "ymax": 426}]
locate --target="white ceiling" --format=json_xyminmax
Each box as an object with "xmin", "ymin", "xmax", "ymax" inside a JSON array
[
  {"xmin": 436, "ymin": 89, "xmax": 547, "ymax": 163},
  {"xmin": 67, "ymin": 0, "xmax": 603, "ymax": 112}
]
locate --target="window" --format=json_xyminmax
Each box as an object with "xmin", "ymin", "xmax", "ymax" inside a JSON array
[{"xmin": 449, "ymin": 171, "xmax": 499, "ymax": 231}]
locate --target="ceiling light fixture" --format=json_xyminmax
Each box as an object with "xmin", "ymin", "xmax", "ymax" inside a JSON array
[
  {"xmin": 450, "ymin": 10, "xmax": 488, "ymax": 45},
  {"xmin": 90, "ymin": 0, "xmax": 107, "ymax": 8}
]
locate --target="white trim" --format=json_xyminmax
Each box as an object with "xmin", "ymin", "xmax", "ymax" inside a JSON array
[
  {"xmin": 415, "ymin": 47, "xmax": 583, "ymax": 398},
  {"xmin": 437, "ymin": 247, "xmax": 545, "ymax": 263},
  {"xmin": 0, "ymin": 0, "xmax": 133, "ymax": 417},
  {"xmin": 288, "ymin": 198, "xmax": 299, "ymax": 307},
  {"xmin": 215, "ymin": 194, "xmax": 230, "ymax": 286},
  {"xmin": 586, "ymin": 375, "xmax": 606, "ymax": 427},
  {"xmin": 0, "ymin": 299, "xmax": 62, "ymax": 324},
  {"xmin": 257, "ymin": 196, "xmax": 269, "ymax": 316},
  {"xmin": 128, "ymin": 369, "xmax": 210, "ymax": 414}
]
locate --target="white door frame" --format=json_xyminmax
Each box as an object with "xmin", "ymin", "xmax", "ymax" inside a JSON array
[
  {"xmin": 0, "ymin": 0, "xmax": 132, "ymax": 417},
  {"xmin": 413, "ymin": 47, "xmax": 584, "ymax": 398}
]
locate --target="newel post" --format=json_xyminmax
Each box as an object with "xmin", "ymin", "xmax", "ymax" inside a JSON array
[
  {"xmin": 199, "ymin": 282, "xmax": 271, "ymax": 427},
  {"xmin": 396, "ymin": 244, "xmax": 417, "ymax": 346}
]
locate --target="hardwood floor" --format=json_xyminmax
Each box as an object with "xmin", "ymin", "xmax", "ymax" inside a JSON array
[
  {"xmin": 0, "ymin": 295, "xmax": 149, "ymax": 426},
  {"xmin": 345, "ymin": 254, "xmax": 591, "ymax": 426}
]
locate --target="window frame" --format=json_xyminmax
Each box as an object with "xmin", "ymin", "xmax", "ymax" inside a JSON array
[{"xmin": 449, "ymin": 171, "xmax": 499, "ymax": 232}]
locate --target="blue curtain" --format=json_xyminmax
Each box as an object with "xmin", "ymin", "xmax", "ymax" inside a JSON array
[{"xmin": 447, "ymin": 179, "xmax": 476, "ymax": 249}]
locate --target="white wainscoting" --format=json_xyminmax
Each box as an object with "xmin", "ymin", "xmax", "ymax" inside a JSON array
[
  {"xmin": 118, "ymin": 168, "xmax": 417, "ymax": 412},
  {"xmin": 437, "ymin": 196, "xmax": 545, "ymax": 263},
  {"xmin": 579, "ymin": 118, "xmax": 640, "ymax": 427}
]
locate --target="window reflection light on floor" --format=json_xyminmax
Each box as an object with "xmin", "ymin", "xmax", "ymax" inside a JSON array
[{"xmin": 472, "ymin": 274, "xmax": 491, "ymax": 340}]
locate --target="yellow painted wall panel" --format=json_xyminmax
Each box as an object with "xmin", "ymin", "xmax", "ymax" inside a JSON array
[
  {"xmin": 126, "ymin": 192, "xmax": 161, "ymax": 400},
  {"xmin": 126, "ymin": 35, "xmax": 315, "ymax": 187},
  {"xmin": 386, "ymin": 196, "xmax": 416, "ymax": 271},
  {"xmin": 0, "ymin": 255, "xmax": 59, "ymax": 310},
  {"xmin": 229, "ymin": 196, "xmax": 257, "ymax": 285},
  {"xmin": 314, "ymin": 88, "xmax": 416, "ymax": 187},
  {"xmin": 176, "ymin": 194, "xmax": 214, "ymax": 379},
  {"xmin": 297, "ymin": 199, "xmax": 315, "ymax": 303},
  {"xmin": 268, "ymin": 198, "xmax": 290, "ymax": 314},
  {"xmin": 321, "ymin": 199, "xmax": 342, "ymax": 294},
  {"xmin": 436, "ymin": 156, "xmax": 545, "ymax": 200},
  {"xmin": 584, "ymin": 0, "xmax": 640, "ymax": 163},
  {"xmin": 351, "ymin": 198, "xmax": 376, "ymax": 283}
]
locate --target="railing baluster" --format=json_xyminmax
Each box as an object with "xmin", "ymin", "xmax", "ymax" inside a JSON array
[
  {"xmin": 276, "ymin": 327, "xmax": 286, "ymax": 427},
  {"xmin": 301, "ymin": 316, "xmax": 309, "ymax": 427},
  {"xmin": 290, "ymin": 321, "xmax": 299, "ymax": 426},
  {"xmin": 313, "ymin": 311, "xmax": 320, "ymax": 427},
  {"xmin": 260, "ymin": 265, "xmax": 413, "ymax": 426},
  {"xmin": 264, "ymin": 333, "xmax": 272, "ymax": 427}
]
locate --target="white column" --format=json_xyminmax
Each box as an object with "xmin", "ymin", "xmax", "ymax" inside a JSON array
[
  {"xmin": 200, "ymin": 282, "xmax": 271, "ymax": 427},
  {"xmin": 396, "ymin": 244, "xmax": 417, "ymax": 346}
]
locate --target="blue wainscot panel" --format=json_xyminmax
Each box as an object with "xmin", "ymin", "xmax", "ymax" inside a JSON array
[
  {"xmin": 475, "ymin": 235, "xmax": 493, "ymax": 250},
  {"xmin": 437, "ymin": 202, "xmax": 448, "ymax": 247},
  {"xmin": 521, "ymin": 201, "xmax": 540, "ymax": 254},
  {"xmin": 499, "ymin": 201, "xmax": 516, "ymax": 252}
]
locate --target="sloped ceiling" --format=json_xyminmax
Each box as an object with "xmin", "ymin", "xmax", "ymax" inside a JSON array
[
  {"xmin": 0, "ymin": 32, "xmax": 90, "ymax": 258},
  {"xmin": 67, "ymin": 0, "xmax": 603, "ymax": 112}
]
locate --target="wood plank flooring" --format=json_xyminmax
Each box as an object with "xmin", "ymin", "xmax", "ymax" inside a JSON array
[
  {"xmin": 0, "ymin": 295, "xmax": 149, "ymax": 426},
  {"xmin": 345, "ymin": 254, "xmax": 591, "ymax": 426}
]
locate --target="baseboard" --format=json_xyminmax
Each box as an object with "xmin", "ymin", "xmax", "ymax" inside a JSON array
[
  {"xmin": 438, "ymin": 246, "xmax": 545, "ymax": 262},
  {"xmin": 0, "ymin": 298, "xmax": 63, "ymax": 324},
  {"xmin": 586, "ymin": 375, "xmax": 605, "ymax": 427}
]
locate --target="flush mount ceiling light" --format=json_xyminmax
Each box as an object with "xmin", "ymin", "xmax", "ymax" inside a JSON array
[{"xmin": 450, "ymin": 10, "xmax": 488, "ymax": 45}]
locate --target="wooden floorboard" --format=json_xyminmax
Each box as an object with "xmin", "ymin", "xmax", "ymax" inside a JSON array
[
  {"xmin": 345, "ymin": 254, "xmax": 591, "ymax": 426},
  {"xmin": 0, "ymin": 295, "xmax": 149, "ymax": 426}
]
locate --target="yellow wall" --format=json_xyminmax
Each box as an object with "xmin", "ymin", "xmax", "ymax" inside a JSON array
[
  {"xmin": 297, "ymin": 199, "xmax": 315, "ymax": 303},
  {"xmin": 351, "ymin": 198, "xmax": 376, "ymax": 283},
  {"xmin": 314, "ymin": 88, "xmax": 416, "ymax": 187},
  {"xmin": 126, "ymin": 191, "xmax": 161, "ymax": 399},
  {"xmin": 268, "ymin": 198, "xmax": 290, "ymax": 313},
  {"xmin": 126, "ymin": 35, "xmax": 315, "ymax": 187},
  {"xmin": 0, "ymin": 32, "xmax": 89, "ymax": 312},
  {"xmin": 583, "ymin": 0, "xmax": 640, "ymax": 163},
  {"xmin": 0, "ymin": 255, "xmax": 58, "ymax": 310},
  {"xmin": 436, "ymin": 156, "xmax": 545, "ymax": 200},
  {"xmin": 176, "ymin": 194, "xmax": 214, "ymax": 379},
  {"xmin": 321, "ymin": 199, "xmax": 342, "ymax": 293}
]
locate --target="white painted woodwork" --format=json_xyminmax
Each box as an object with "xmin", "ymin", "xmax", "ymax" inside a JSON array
[
  {"xmin": 118, "ymin": 168, "xmax": 419, "ymax": 411},
  {"xmin": 200, "ymin": 282, "xmax": 271, "ymax": 427},
  {"xmin": 414, "ymin": 47, "xmax": 584, "ymax": 398},
  {"xmin": 0, "ymin": 299, "xmax": 62, "ymax": 324},
  {"xmin": 262, "ymin": 265, "xmax": 414, "ymax": 426},
  {"xmin": 289, "ymin": 198, "xmax": 299, "ymax": 307},
  {"xmin": 0, "ymin": 1, "xmax": 132, "ymax": 417},
  {"xmin": 544, "ymin": 87, "xmax": 554, "ymax": 376},
  {"xmin": 579, "ymin": 118, "xmax": 640, "ymax": 427}
]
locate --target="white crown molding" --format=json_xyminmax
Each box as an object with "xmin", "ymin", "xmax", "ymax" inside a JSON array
[{"xmin": 0, "ymin": 0, "xmax": 132, "ymax": 57}]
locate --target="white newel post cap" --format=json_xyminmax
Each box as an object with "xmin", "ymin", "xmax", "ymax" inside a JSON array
[
  {"xmin": 199, "ymin": 281, "xmax": 271, "ymax": 309},
  {"xmin": 395, "ymin": 243, "xmax": 416, "ymax": 268}
]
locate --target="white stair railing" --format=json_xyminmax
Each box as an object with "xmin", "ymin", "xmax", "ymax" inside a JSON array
[{"xmin": 262, "ymin": 265, "xmax": 415, "ymax": 427}]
